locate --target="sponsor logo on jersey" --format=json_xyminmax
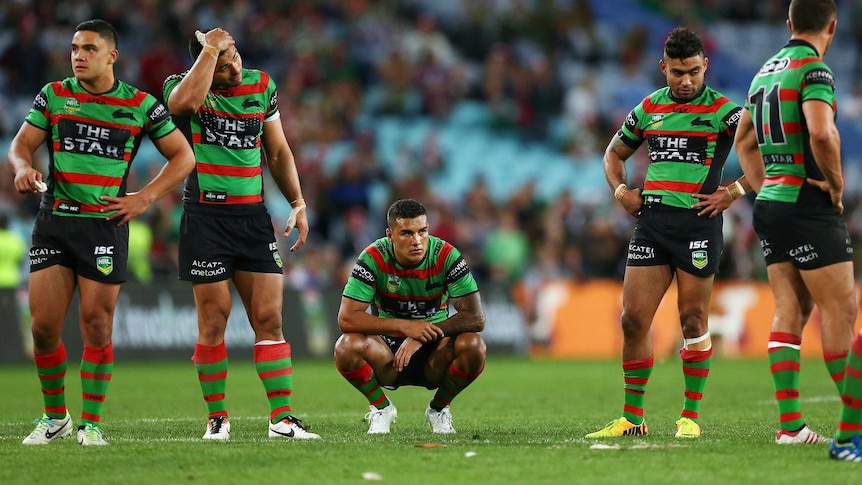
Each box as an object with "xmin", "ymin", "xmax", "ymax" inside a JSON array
[
  {"xmin": 202, "ymin": 190, "xmax": 228, "ymax": 203},
  {"xmin": 64, "ymin": 98, "xmax": 81, "ymax": 113},
  {"xmin": 351, "ymin": 262, "xmax": 375, "ymax": 285},
  {"xmin": 759, "ymin": 57, "xmax": 790, "ymax": 75},
  {"xmin": 34, "ymin": 92, "xmax": 48, "ymax": 111},
  {"xmin": 646, "ymin": 114, "xmax": 664, "ymax": 129},
  {"xmin": 722, "ymin": 107, "xmax": 742, "ymax": 128},
  {"xmin": 446, "ymin": 256, "xmax": 470, "ymax": 281},
  {"xmin": 691, "ymin": 250, "xmax": 708, "ymax": 269},
  {"xmin": 647, "ymin": 135, "xmax": 707, "ymax": 164},
  {"xmin": 644, "ymin": 194, "xmax": 663, "ymax": 205},
  {"xmin": 56, "ymin": 201, "xmax": 82, "ymax": 214},
  {"xmin": 386, "ymin": 274, "xmax": 401, "ymax": 292},
  {"xmin": 200, "ymin": 110, "xmax": 261, "ymax": 149},
  {"xmin": 58, "ymin": 119, "xmax": 131, "ymax": 160},
  {"xmin": 96, "ymin": 256, "xmax": 113, "ymax": 275}
]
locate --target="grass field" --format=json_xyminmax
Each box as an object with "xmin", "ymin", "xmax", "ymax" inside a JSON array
[{"xmin": 0, "ymin": 356, "xmax": 857, "ymax": 484}]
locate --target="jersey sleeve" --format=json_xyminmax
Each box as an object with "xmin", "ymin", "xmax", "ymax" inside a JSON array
[
  {"xmin": 444, "ymin": 245, "xmax": 479, "ymax": 298},
  {"xmin": 342, "ymin": 252, "xmax": 377, "ymax": 303},
  {"xmin": 141, "ymin": 93, "xmax": 176, "ymax": 139},
  {"xmin": 800, "ymin": 62, "xmax": 835, "ymax": 106},
  {"xmin": 263, "ymin": 73, "xmax": 279, "ymax": 123},
  {"xmin": 162, "ymin": 72, "xmax": 187, "ymax": 110},
  {"xmin": 719, "ymin": 103, "xmax": 742, "ymax": 137},
  {"xmin": 24, "ymin": 83, "xmax": 53, "ymax": 131},
  {"xmin": 617, "ymin": 98, "xmax": 648, "ymax": 150}
]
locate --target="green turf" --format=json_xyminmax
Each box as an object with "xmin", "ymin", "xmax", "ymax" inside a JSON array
[{"xmin": 0, "ymin": 356, "xmax": 856, "ymax": 484}]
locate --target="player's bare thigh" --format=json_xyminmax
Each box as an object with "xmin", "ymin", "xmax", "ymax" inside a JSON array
[
  {"xmin": 799, "ymin": 261, "xmax": 856, "ymax": 351},
  {"xmin": 28, "ymin": 265, "xmax": 76, "ymax": 353},
  {"xmin": 77, "ymin": 274, "xmax": 121, "ymax": 347},
  {"xmin": 621, "ymin": 265, "xmax": 674, "ymax": 327}
]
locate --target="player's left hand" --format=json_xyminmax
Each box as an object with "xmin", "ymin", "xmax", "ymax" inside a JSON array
[
  {"xmin": 284, "ymin": 204, "xmax": 309, "ymax": 252},
  {"xmin": 691, "ymin": 188, "xmax": 733, "ymax": 218},
  {"xmin": 394, "ymin": 338, "xmax": 422, "ymax": 372},
  {"xmin": 101, "ymin": 192, "xmax": 150, "ymax": 226}
]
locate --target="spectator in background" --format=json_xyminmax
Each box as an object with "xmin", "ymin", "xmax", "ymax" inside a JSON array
[{"xmin": 0, "ymin": 14, "xmax": 47, "ymax": 97}]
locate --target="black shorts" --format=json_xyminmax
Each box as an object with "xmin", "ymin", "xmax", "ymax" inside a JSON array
[
  {"xmin": 626, "ymin": 205, "xmax": 723, "ymax": 277},
  {"xmin": 379, "ymin": 335, "xmax": 438, "ymax": 390},
  {"xmin": 178, "ymin": 211, "xmax": 283, "ymax": 283},
  {"xmin": 753, "ymin": 200, "xmax": 853, "ymax": 270},
  {"xmin": 29, "ymin": 210, "xmax": 129, "ymax": 283}
]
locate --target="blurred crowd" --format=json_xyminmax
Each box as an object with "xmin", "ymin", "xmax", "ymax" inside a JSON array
[{"xmin": 4, "ymin": 0, "xmax": 862, "ymax": 329}]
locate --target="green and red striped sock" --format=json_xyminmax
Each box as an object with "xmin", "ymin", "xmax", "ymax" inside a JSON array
[
  {"xmin": 80, "ymin": 343, "xmax": 113, "ymax": 426},
  {"xmin": 192, "ymin": 342, "xmax": 228, "ymax": 419},
  {"xmin": 836, "ymin": 334, "xmax": 862, "ymax": 442},
  {"xmin": 679, "ymin": 347, "xmax": 712, "ymax": 423},
  {"xmin": 768, "ymin": 332, "xmax": 804, "ymax": 432},
  {"xmin": 430, "ymin": 363, "xmax": 484, "ymax": 411},
  {"xmin": 338, "ymin": 363, "xmax": 389, "ymax": 410},
  {"xmin": 254, "ymin": 340, "xmax": 293, "ymax": 423},
  {"xmin": 824, "ymin": 350, "xmax": 848, "ymax": 395},
  {"xmin": 35, "ymin": 343, "xmax": 67, "ymax": 419},
  {"xmin": 622, "ymin": 356, "xmax": 653, "ymax": 425}
]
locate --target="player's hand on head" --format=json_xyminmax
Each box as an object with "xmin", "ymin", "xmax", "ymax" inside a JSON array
[{"xmin": 198, "ymin": 28, "xmax": 234, "ymax": 52}]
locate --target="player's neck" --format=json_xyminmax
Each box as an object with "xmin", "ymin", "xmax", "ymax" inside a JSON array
[{"xmin": 79, "ymin": 74, "xmax": 116, "ymax": 95}]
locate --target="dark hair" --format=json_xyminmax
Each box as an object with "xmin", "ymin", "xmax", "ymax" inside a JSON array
[
  {"xmin": 789, "ymin": 0, "xmax": 836, "ymax": 34},
  {"xmin": 75, "ymin": 19, "xmax": 118, "ymax": 49},
  {"xmin": 387, "ymin": 199, "xmax": 426, "ymax": 227},
  {"xmin": 664, "ymin": 27, "xmax": 704, "ymax": 60}
]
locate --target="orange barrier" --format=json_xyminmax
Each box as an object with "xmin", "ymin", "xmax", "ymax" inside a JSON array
[{"xmin": 536, "ymin": 279, "xmax": 862, "ymax": 359}]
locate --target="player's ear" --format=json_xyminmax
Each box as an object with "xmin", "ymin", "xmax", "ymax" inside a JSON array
[{"xmin": 108, "ymin": 48, "xmax": 118, "ymax": 65}]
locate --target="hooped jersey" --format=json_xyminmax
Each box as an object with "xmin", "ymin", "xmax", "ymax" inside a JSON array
[
  {"xmin": 25, "ymin": 78, "xmax": 175, "ymax": 217},
  {"xmin": 342, "ymin": 236, "xmax": 479, "ymax": 330},
  {"xmin": 163, "ymin": 68, "xmax": 278, "ymax": 214},
  {"xmin": 619, "ymin": 85, "xmax": 741, "ymax": 209},
  {"xmin": 745, "ymin": 39, "xmax": 836, "ymax": 207}
]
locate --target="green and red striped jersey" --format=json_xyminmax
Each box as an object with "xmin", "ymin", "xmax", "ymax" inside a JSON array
[
  {"xmin": 745, "ymin": 39, "xmax": 836, "ymax": 206},
  {"xmin": 342, "ymin": 236, "xmax": 479, "ymax": 327},
  {"xmin": 619, "ymin": 86, "xmax": 741, "ymax": 209},
  {"xmin": 25, "ymin": 78, "xmax": 175, "ymax": 217},
  {"xmin": 163, "ymin": 68, "xmax": 278, "ymax": 213}
]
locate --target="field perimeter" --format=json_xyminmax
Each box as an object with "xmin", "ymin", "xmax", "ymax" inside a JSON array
[{"xmin": 0, "ymin": 357, "xmax": 856, "ymax": 484}]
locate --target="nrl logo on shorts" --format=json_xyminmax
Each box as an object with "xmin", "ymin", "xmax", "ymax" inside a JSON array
[
  {"xmin": 64, "ymin": 98, "xmax": 81, "ymax": 113},
  {"xmin": 691, "ymin": 250, "xmax": 707, "ymax": 270},
  {"xmin": 386, "ymin": 274, "xmax": 400, "ymax": 292},
  {"xmin": 96, "ymin": 256, "xmax": 113, "ymax": 275},
  {"xmin": 272, "ymin": 251, "xmax": 283, "ymax": 268}
]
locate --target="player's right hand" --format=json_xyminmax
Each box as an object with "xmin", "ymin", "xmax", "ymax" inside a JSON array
[{"xmin": 13, "ymin": 167, "xmax": 46, "ymax": 194}]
